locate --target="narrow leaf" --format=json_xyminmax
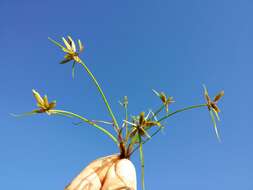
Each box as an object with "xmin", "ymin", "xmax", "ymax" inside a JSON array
[
  {"xmin": 10, "ymin": 111, "xmax": 38, "ymax": 117},
  {"xmin": 214, "ymin": 90, "xmax": 224, "ymax": 102},
  {"xmin": 67, "ymin": 36, "xmax": 76, "ymax": 52},
  {"xmin": 209, "ymin": 110, "xmax": 221, "ymax": 142},
  {"xmin": 48, "ymin": 37, "xmax": 69, "ymax": 53},
  {"xmin": 212, "ymin": 108, "xmax": 220, "ymax": 121},
  {"xmin": 43, "ymin": 95, "xmax": 49, "ymax": 107},
  {"xmin": 72, "ymin": 61, "xmax": 76, "ymax": 79},
  {"xmin": 62, "ymin": 37, "xmax": 72, "ymax": 51},
  {"xmin": 61, "ymin": 59, "xmax": 71, "ymax": 64},
  {"xmin": 32, "ymin": 89, "xmax": 44, "ymax": 106},
  {"xmin": 91, "ymin": 120, "xmax": 113, "ymax": 125},
  {"xmin": 152, "ymin": 89, "xmax": 160, "ymax": 97},
  {"xmin": 53, "ymin": 111, "xmax": 73, "ymax": 118},
  {"xmin": 118, "ymin": 101, "xmax": 123, "ymax": 106},
  {"xmin": 142, "ymin": 128, "xmax": 151, "ymax": 139},
  {"xmin": 78, "ymin": 39, "xmax": 84, "ymax": 52}
]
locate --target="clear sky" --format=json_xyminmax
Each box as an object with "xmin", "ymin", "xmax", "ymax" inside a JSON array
[{"xmin": 1, "ymin": 0, "xmax": 252, "ymax": 189}]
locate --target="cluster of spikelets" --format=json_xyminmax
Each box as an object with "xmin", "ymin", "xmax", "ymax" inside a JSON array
[{"xmin": 17, "ymin": 36, "xmax": 224, "ymax": 190}]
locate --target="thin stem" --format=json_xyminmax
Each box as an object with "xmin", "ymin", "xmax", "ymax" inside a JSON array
[
  {"xmin": 158, "ymin": 104, "xmax": 207, "ymax": 123},
  {"xmin": 79, "ymin": 60, "xmax": 120, "ymax": 131},
  {"xmin": 52, "ymin": 109, "xmax": 119, "ymax": 145},
  {"xmin": 138, "ymin": 134, "xmax": 145, "ymax": 190},
  {"xmin": 149, "ymin": 104, "xmax": 165, "ymax": 120},
  {"xmin": 130, "ymin": 104, "xmax": 207, "ymax": 155},
  {"xmin": 124, "ymin": 105, "xmax": 129, "ymax": 142}
]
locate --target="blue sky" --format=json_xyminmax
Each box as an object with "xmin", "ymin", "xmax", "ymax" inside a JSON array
[{"xmin": 1, "ymin": 0, "xmax": 252, "ymax": 189}]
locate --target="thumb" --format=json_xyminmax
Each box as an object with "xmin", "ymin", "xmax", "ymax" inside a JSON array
[
  {"xmin": 101, "ymin": 158, "xmax": 137, "ymax": 190},
  {"xmin": 65, "ymin": 154, "xmax": 119, "ymax": 190}
]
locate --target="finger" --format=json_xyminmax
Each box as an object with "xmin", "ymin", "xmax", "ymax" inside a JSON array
[{"xmin": 101, "ymin": 159, "xmax": 137, "ymax": 190}]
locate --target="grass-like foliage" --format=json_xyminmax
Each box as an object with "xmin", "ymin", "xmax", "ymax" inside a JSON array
[{"xmin": 14, "ymin": 36, "xmax": 224, "ymax": 190}]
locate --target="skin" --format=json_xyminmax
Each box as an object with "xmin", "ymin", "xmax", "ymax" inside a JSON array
[{"xmin": 65, "ymin": 154, "xmax": 136, "ymax": 190}]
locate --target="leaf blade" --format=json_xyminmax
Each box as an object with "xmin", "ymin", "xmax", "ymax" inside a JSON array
[{"xmin": 209, "ymin": 110, "xmax": 221, "ymax": 142}]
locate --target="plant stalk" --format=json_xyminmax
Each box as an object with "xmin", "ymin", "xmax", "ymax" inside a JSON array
[
  {"xmin": 158, "ymin": 104, "xmax": 207, "ymax": 122},
  {"xmin": 79, "ymin": 60, "xmax": 120, "ymax": 131},
  {"xmin": 130, "ymin": 104, "xmax": 207, "ymax": 155},
  {"xmin": 52, "ymin": 109, "xmax": 119, "ymax": 145},
  {"xmin": 138, "ymin": 134, "xmax": 145, "ymax": 190}
]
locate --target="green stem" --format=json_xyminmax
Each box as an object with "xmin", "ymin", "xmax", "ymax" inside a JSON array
[
  {"xmin": 125, "ymin": 106, "xmax": 129, "ymax": 142},
  {"xmin": 79, "ymin": 60, "xmax": 120, "ymax": 131},
  {"xmin": 138, "ymin": 134, "xmax": 145, "ymax": 190},
  {"xmin": 52, "ymin": 109, "xmax": 119, "ymax": 145},
  {"xmin": 149, "ymin": 104, "xmax": 165, "ymax": 120},
  {"xmin": 158, "ymin": 104, "xmax": 207, "ymax": 122},
  {"xmin": 130, "ymin": 104, "xmax": 207, "ymax": 155}
]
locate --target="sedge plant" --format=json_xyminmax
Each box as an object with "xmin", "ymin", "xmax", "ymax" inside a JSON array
[{"xmin": 15, "ymin": 36, "xmax": 224, "ymax": 190}]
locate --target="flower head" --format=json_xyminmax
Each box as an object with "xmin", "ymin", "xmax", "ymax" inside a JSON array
[
  {"xmin": 48, "ymin": 36, "xmax": 84, "ymax": 64},
  {"xmin": 129, "ymin": 112, "xmax": 160, "ymax": 139},
  {"xmin": 32, "ymin": 89, "xmax": 56, "ymax": 115},
  {"xmin": 203, "ymin": 85, "xmax": 224, "ymax": 141},
  {"xmin": 204, "ymin": 86, "xmax": 224, "ymax": 113},
  {"xmin": 153, "ymin": 89, "xmax": 174, "ymax": 113}
]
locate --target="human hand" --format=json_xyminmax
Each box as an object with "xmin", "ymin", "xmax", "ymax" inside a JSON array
[{"xmin": 65, "ymin": 154, "xmax": 136, "ymax": 190}]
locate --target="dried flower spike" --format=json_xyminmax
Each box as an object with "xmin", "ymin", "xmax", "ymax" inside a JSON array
[
  {"xmin": 32, "ymin": 89, "xmax": 56, "ymax": 115},
  {"xmin": 152, "ymin": 89, "xmax": 174, "ymax": 113},
  {"xmin": 203, "ymin": 85, "xmax": 224, "ymax": 141},
  {"xmin": 204, "ymin": 85, "xmax": 224, "ymax": 114},
  {"xmin": 48, "ymin": 36, "xmax": 84, "ymax": 78},
  {"xmin": 129, "ymin": 112, "xmax": 161, "ymax": 139},
  {"xmin": 48, "ymin": 36, "xmax": 84, "ymax": 64},
  {"xmin": 119, "ymin": 96, "xmax": 128, "ymax": 108}
]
